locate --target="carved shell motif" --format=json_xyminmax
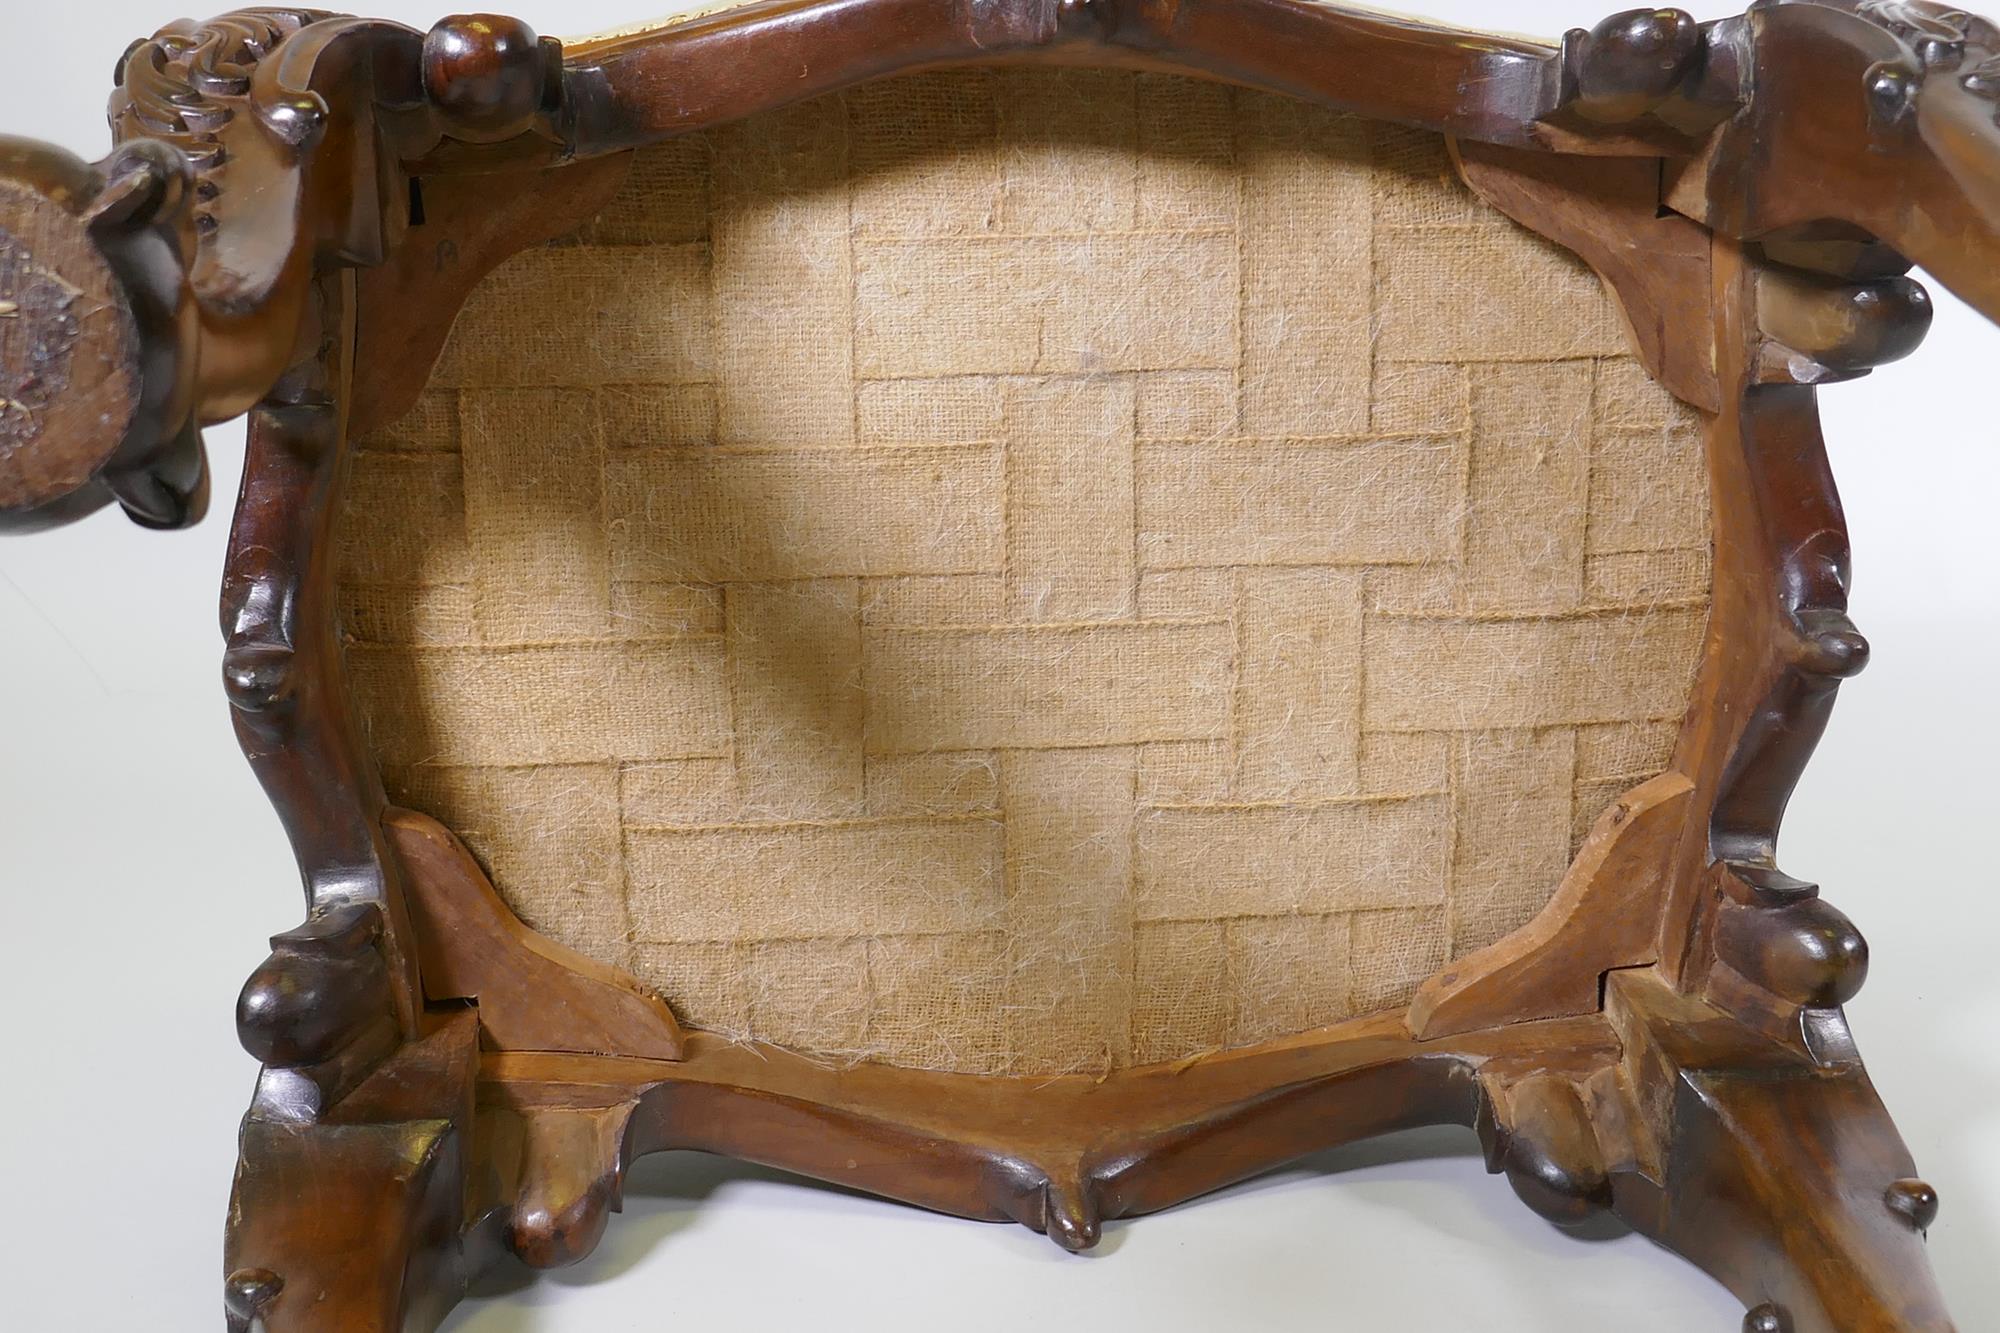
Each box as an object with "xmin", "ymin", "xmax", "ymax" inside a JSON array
[
  {"xmin": 1854, "ymin": 2, "xmax": 2000, "ymax": 126},
  {"xmin": 113, "ymin": 10, "xmax": 335, "ymax": 168},
  {"xmin": 1854, "ymin": 1, "xmax": 1997, "ymax": 65}
]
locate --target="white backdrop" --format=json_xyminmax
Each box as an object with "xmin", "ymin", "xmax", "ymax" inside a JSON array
[{"xmin": 1, "ymin": 3, "xmax": 1994, "ymax": 1329}]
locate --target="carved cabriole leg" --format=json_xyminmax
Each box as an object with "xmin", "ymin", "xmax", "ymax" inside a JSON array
[
  {"xmin": 1661, "ymin": 1, "xmax": 2000, "ymax": 326},
  {"xmin": 220, "ymin": 314, "xmax": 686, "ymax": 1324},
  {"xmin": 226, "ymin": 1012, "xmax": 479, "ymax": 1333},
  {"xmin": 1603, "ymin": 972, "xmax": 1952, "ymax": 1333},
  {"xmin": 0, "ymin": 9, "xmax": 589, "ymax": 533},
  {"xmin": 1461, "ymin": 969, "xmax": 1954, "ymax": 1333},
  {"xmin": 225, "ymin": 1120, "xmax": 458, "ymax": 1332}
]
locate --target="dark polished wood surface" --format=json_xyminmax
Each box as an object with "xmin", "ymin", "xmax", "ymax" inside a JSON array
[{"xmin": 2, "ymin": 3, "xmax": 1996, "ymax": 1330}]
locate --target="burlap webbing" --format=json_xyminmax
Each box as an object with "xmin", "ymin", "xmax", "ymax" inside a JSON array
[{"xmin": 334, "ymin": 70, "xmax": 1712, "ymax": 1075}]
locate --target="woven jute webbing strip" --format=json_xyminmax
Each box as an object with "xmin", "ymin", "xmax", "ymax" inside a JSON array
[{"xmin": 335, "ymin": 70, "xmax": 1712, "ymax": 1075}]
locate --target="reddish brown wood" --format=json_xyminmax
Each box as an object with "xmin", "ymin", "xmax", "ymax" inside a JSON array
[
  {"xmin": 421, "ymin": 15, "xmax": 559, "ymax": 144},
  {"xmin": 237, "ymin": 902, "xmax": 397, "ymax": 1068},
  {"xmin": 473, "ymin": 1011, "xmax": 1542, "ymax": 1253},
  {"xmin": 493, "ymin": 1104, "xmax": 636, "ymax": 1268},
  {"xmin": 1606, "ymin": 971, "xmax": 1955, "ymax": 1332},
  {"xmin": 1407, "ymin": 771, "xmax": 1694, "ymax": 1039},
  {"xmin": 454, "ymin": 970, "xmax": 1951, "ymax": 1333},
  {"xmin": 223, "ymin": 278, "xmax": 428, "ymax": 1050},
  {"xmin": 1664, "ymin": 1, "xmax": 2000, "ymax": 324},
  {"xmin": 0, "ymin": 2, "xmax": 1994, "ymax": 1330},
  {"xmin": 554, "ymin": 0, "xmax": 1676, "ymax": 161},
  {"xmin": 224, "ymin": 1011, "xmax": 480, "ymax": 1332},
  {"xmin": 1566, "ymin": 7, "xmax": 1704, "ymax": 124},
  {"xmin": 347, "ymin": 154, "xmax": 627, "ymax": 437},
  {"xmin": 386, "ymin": 808, "xmax": 685, "ymax": 1061},
  {"xmin": 1660, "ymin": 231, "xmax": 1910, "ymax": 1062},
  {"xmin": 1754, "ymin": 264, "xmax": 1934, "ymax": 384},
  {"xmin": 4, "ymin": 6, "xmax": 585, "ymax": 530},
  {"xmin": 1455, "ymin": 138, "xmax": 1722, "ymax": 412}
]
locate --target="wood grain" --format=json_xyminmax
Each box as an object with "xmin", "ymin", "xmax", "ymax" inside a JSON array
[
  {"xmin": 387, "ymin": 807, "xmax": 685, "ymax": 1061},
  {"xmin": 0, "ymin": 2, "xmax": 1981, "ymax": 1329}
]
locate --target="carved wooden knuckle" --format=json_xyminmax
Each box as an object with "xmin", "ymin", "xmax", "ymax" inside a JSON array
[
  {"xmin": 221, "ymin": 1267, "xmax": 284, "ymax": 1333},
  {"xmin": 219, "ymin": 491, "xmax": 312, "ymax": 718},
  {"xmin": 1714, "ymin": 895, "xmax": 1871, "ymax": 1009},
  {"xmin": 422, "ymin": 14, "xmax": 561, "ymax": 143},
  {"xmin": 503, "ymin": 1107, "xmax": 633, "ymax": 1269},
  {"xmin": 1849, "ymin": 3, "xmax": 1987, "ymax": 132},
  {"xmin": 236, "ymin": 901, "xmax": 393, "ymax": 1066},
  {"xmin": 1791, "ymin": 606, "xmax": 1871, "ymax": 680},
  {"xmin": 1478, "ymin": 1075, "xmax": 1613, "ymax": 1227},
  {"xmin": 1859, "ymin": 0, "xmax": 1993, "ymax": 69},
  {"xmin": 1571, "ymin": 7, "xmax": 1704, "ymax": 122},
  {"xmin": 1885, "ymin": 1176, "xmax": 1941, "ymax": 1232},
  {"xmin": 505, "ymin": 1175, "xmax": 617, "ymax": 1270},
  {"xmin": 1865, "ymin": 57, "xmax": 1925, "ymax": 125},
  {"xmin": 1756, "ymin": 264, "xmax": 1933, "ymax": 383},
  {"xmin": 1039, "ymin": 1177, "xmax": 1103, "ymax": 1252},
  {"xmin": 985, "ymin": 1156, "xmax": 1107, "ymax": 1253},
  {"xmin": 222, "ymin": 640, "xmax": 301, "ymax": 716}
]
